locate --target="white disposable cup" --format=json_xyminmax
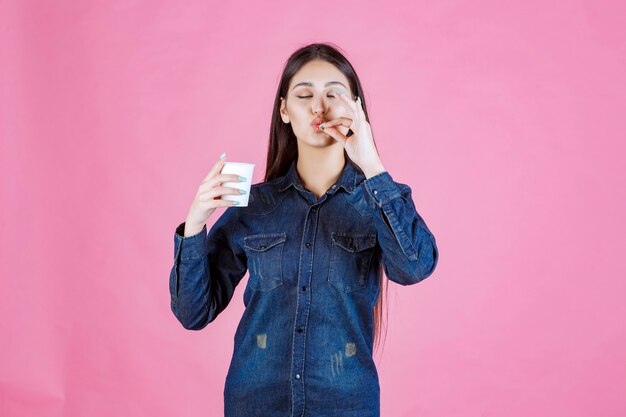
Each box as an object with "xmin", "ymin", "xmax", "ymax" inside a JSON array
[{"xmin": 220, "ymin": 162, "xmax": 255, "ymax": 207}]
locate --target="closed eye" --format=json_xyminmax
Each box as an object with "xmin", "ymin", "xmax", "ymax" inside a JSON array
[{"xmin": 297, "ymin": 95, "xmax": 336, "ymax": 99}]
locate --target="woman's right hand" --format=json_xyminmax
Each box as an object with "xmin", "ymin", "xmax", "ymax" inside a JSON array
[{"xmin": 184, "ymin": 156, "xmax": 245, "ymax": 236}]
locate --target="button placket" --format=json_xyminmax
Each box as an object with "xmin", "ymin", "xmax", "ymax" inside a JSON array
[{"xmin": 290, "ymin": 202, "xmax": 320, "ymax": 413}]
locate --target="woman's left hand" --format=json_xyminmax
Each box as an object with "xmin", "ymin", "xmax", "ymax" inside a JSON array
[{"xmin": 319, "ymin": 89, "xmax": 386, "ymax": 178}]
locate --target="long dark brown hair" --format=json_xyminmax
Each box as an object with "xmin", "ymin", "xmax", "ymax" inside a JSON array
[{"xmin": 262, "ymin": 42, "xmax": 389, "ymax": 356}]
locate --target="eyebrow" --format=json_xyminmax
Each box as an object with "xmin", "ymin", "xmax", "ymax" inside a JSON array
[{"xmin": 291, "ymin": 81, "xmax": 348, "ymax": 91}]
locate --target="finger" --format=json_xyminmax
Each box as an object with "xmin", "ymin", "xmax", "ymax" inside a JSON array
[
  {"xmin": 198, "ymin": 198, "xmax": 236, "ymax": 208},
  {"xmin": 203, "ymin": 155, "xmax": 227, "ymax": 182},
  {"xmin": 321, "ymin": 116, "xmax": 355, "ymax": 139},
  {"xmin": 337, "ymin": 91, "xmax": 360, "ymax": 124},
  {"xmin": 320, "ymin": 125, "xmax": 348, "ymax": 145},
  {"xmin": 215, "ymin": 173, "xmax": 245, "ymax": 184},
  {"xmin": 331, "ymin": 88, "xmax": 358, "ymax": 122},
  {"xmin": 320, "ymin": 116, "xmax": 352, "ymax": 129},
  {"xmin": 198, "ymin": 173, "xmax": 242, "ymax": 193},
  {"xmin": 355, "ymin": 96, "xmax": 366, "ymax": 120},
  {"xmin": 197, "ymin": 186, "xmax": 243, "ymax": 201}
]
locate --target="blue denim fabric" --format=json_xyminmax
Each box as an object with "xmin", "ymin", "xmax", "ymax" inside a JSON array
[{"xmin": 169, "ymin": 158, "xmax": 439, "ymax": 417}]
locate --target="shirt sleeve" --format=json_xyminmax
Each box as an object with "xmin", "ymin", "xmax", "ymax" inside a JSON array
[
  {"xmin": 169, "ymin": 207, "xmax": 247, "ymax": 330},
  {"xmin": 360, "ymin": 170, "xmax": 439, "ymax": 285}
]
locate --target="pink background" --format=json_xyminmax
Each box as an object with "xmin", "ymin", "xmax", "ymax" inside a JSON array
[{"xmin": 2, "ymin": 1, "xmax": 625, "ymax": 416}]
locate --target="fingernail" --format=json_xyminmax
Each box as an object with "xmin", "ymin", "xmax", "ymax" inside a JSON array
[
  {"xmin": 331, "ymin": 88, "xmax": 345, "ymax": 95},
  {"xmin": 238, "ymin": 176, "xmax": 246, "ymax": 182},
  {"xmin": 232, "ymin": 201, "xmax": 240, "ymax": 205},
  {"xmin": 239, "ymin": 189, "xmax": 246, "ymax": 194},
  {"xmin": 219, "ymin": 152, "xmax": 226, "ymax": 160},
  {"xmin": 319, "ymin": 123, "xmax": 325, "ymax": 130},
  {"xmin": 357, "ymin": 96, "xmax": 361, "ymax": 104}
]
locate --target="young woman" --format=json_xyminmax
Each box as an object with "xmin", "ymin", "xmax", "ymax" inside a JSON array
[{"xmin": 169, "ymin": 42, "xmax": 439, "ymax": 417}]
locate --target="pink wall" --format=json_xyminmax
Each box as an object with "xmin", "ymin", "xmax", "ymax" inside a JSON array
[{"xmin": 2, "ymin": 1, "xmax": 625, "ymax": 416}]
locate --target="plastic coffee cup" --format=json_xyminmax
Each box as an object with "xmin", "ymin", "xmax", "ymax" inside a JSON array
[{"xmin": 220, "ymin": 162, "xmax": 255, "ymax": 207}]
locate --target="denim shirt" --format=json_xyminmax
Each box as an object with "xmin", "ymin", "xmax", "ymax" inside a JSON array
[{"xmin": 169, "ymin": 158, "xmax": 439, "ymax": 417}]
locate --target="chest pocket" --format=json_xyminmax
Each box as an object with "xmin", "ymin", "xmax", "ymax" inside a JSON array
[
  {"xmin": 328, "ymin": 232, "xmax": 377, "ymax": 293},
  {"xmin": 243, "ymin": 232, "xmax": 287, "ymax": 292}
]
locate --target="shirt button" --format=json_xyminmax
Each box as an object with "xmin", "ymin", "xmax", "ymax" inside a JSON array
[
  {"xmin": 297, "ymin": 328, "xmax": 303, "ymax": 333},
  {"xmin": 373, "ymin": 189, "xmax": 378, "ymax": 195},
  {"xmin": 305, "ymin": 243, "xmax": 311, "ymax": 248},
  {"xmin": 295, "ymin": 374, "xmax": 301, "ymax": 379},
  {"xmin": 302, "ymin": 286, "xmax": 307, "ymax": 291}
]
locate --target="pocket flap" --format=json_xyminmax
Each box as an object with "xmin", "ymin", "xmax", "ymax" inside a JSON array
[
  {"xmin": 331, "ymin": 232, "xmax": 377, "ymax": 253},
  {"xmin": 244, "ymin": 233, "xmax": 287, "ymax": 251}
]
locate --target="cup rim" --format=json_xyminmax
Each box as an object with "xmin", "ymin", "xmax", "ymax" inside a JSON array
[{"xmin": 222, "ymin": 162, "xmax": 255, "ymax": 166}]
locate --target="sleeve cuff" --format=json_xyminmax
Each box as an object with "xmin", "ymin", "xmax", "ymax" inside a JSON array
[
  {"xmin": 363, "ymin": 171, "xmax": 403, "ymax": 207},
  {"xmin": 174, "ymin": 221, "xmax": 208, "ymax": 261}
]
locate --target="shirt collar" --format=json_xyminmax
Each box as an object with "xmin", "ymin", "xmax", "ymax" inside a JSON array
[{"xmin": 277, "ymin": 158, "xmax": 363, "ymax": 194}]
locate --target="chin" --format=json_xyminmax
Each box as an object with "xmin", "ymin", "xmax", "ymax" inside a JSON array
[{"xmin": 295, "ymin": 133, "xmax": 333, "ymax": 148}]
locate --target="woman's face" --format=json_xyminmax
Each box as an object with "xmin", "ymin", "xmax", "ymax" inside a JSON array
[{"xmin": 280, "ymin": 59, "xmax": 354, "ymax": 149}]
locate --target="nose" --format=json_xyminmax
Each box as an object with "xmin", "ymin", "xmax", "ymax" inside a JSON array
[{"xmin": 311, "ymin": 94, "xmax": 333, "ymax": 116}]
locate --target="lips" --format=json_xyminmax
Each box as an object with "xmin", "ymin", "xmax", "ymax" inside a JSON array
[{"xmin": 311, "ymin": 117, "xmax": 325, "ymax": 131}]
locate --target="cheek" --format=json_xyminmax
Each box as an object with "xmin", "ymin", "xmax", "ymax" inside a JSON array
[
  {"xmin": 288, "ymin": 107, "xmax": 309, "ymax": 126},
  {"xmin": 335, "ymin": 106, "xmax": 348, "ymax": 117}
]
